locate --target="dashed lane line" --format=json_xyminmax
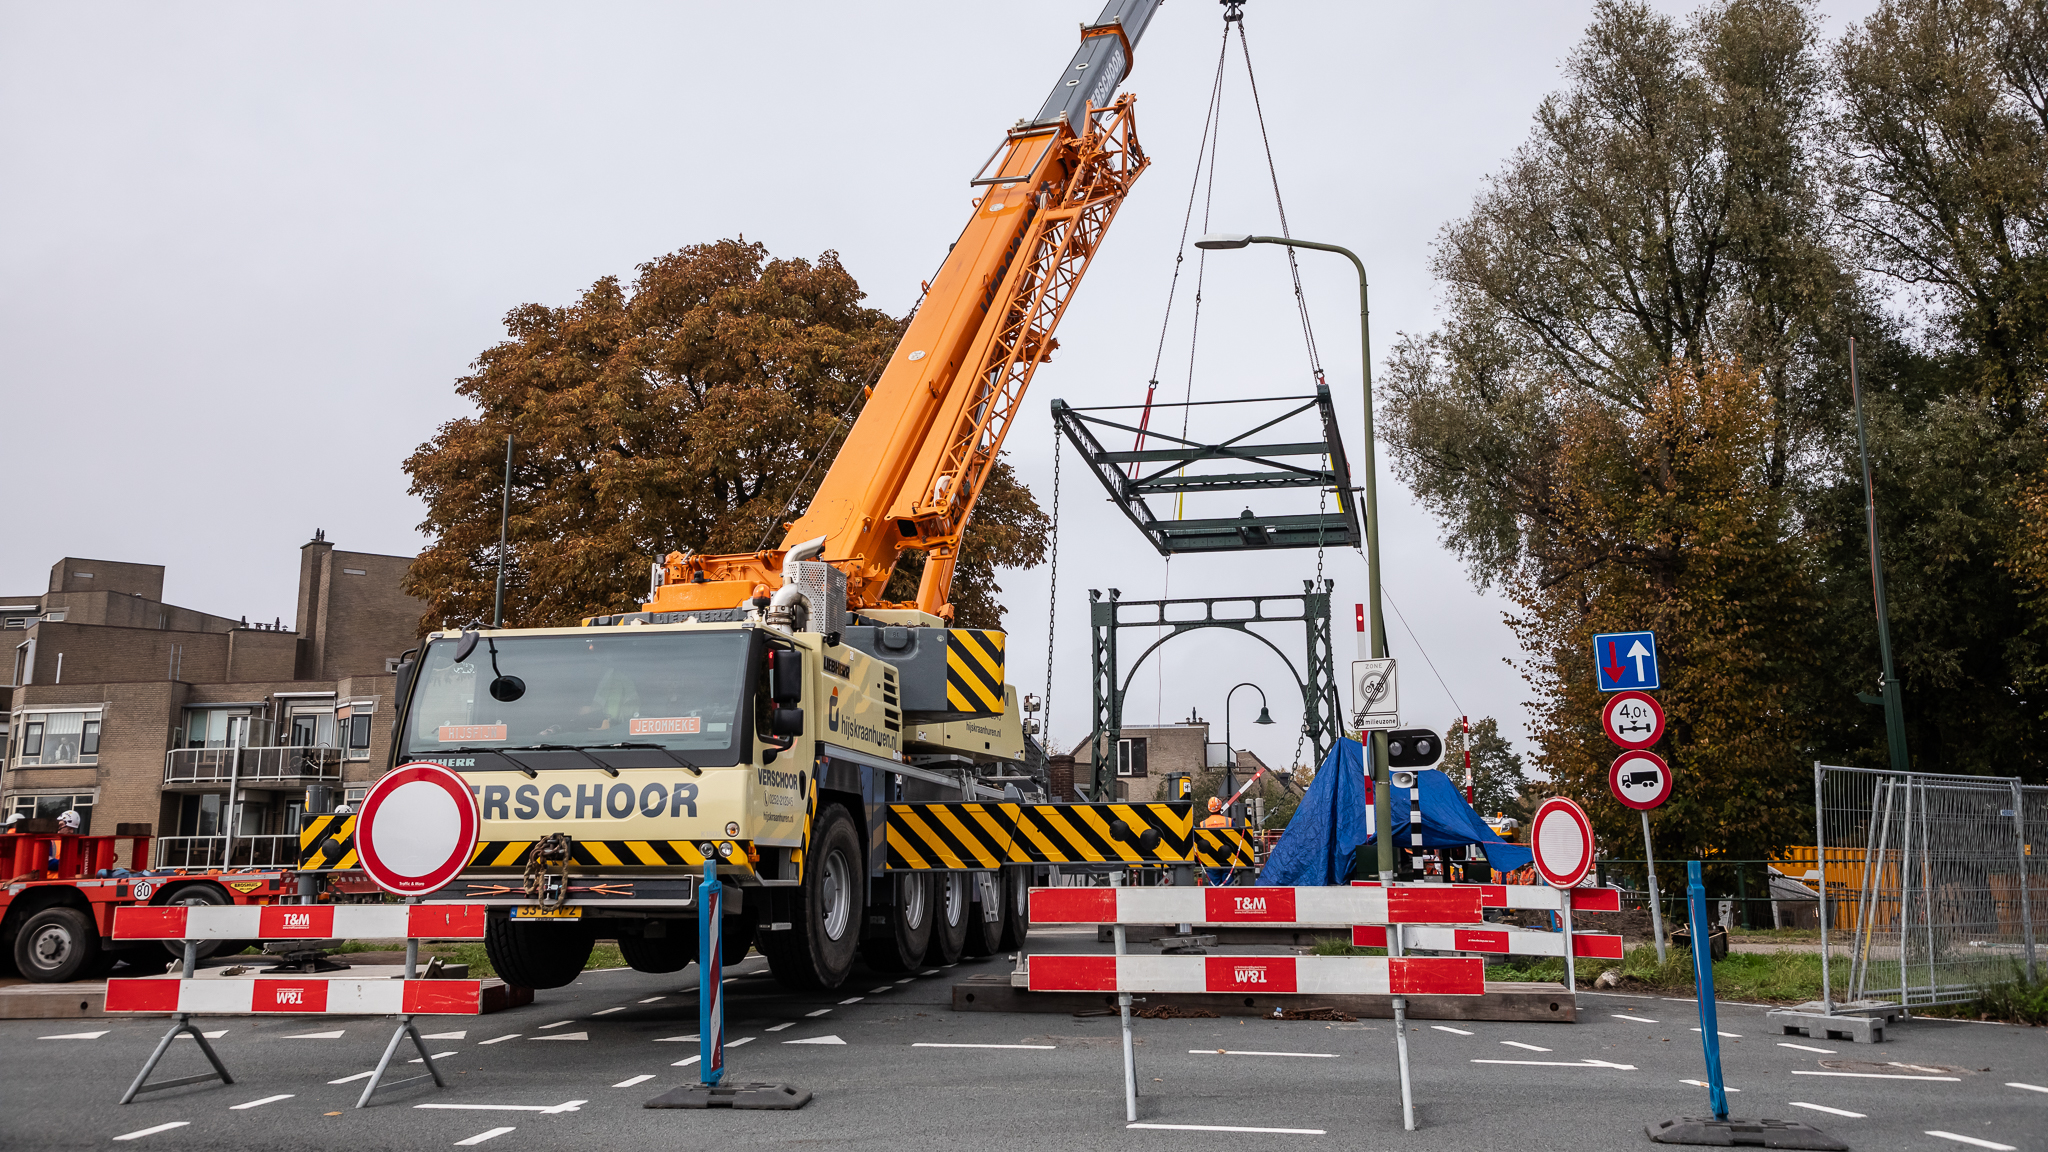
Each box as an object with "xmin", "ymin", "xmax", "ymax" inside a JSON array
[
  {"xmin": 806, "ymin": 1009, "xmax": 832, "ymax": 1017},
  {"xmin": 1500, "ymin": 1041, "xmax": 1551, "ymax": 1052},
  {"xmin": 1681, "ymin": 1080, "xmax": 1739, "ymax": 1092},
  {"xmin": 454, "ymin": 1129, "xmax": 516, "ymax": 1146},
  {"xmin": 895, "ymin": 979, "xmax": 914, "ymax": 984},
  {"xmin": 416, "ymin": 1102, "xmax": 586, "ymax": 1115},
  {"xmin": 1128, "ymin": 1123, "xmax": 1326, "ymax": 1135},
  {"xmin": 1788, "ymin": 1102, "xmax": 1865, "ymax": 1119},
  {"xmin": 766, "ymin": 1023, "xmax": 796, "ymax": 1032},
  {"xmin": 638, "ymin": 996, "xmax": 666, "ymax": 1004},
  {"xmin": 537, "ymin": 1021, "xmax": 573, "ymax": 1029},
  {"xmin": 1691, "ymin": 1028, "xmax": 1742, "ymax": 1038},
  {"xmin": 671, "ymin": 1056, "xmax": 701, "ymax": 1067},
  {"xmin": 529, "ymin": 1032, "xmax": 588, "ymax": 1041},
  {"xmin": 913, "ymin": 1043, "xmax": 1055, "ymax": 1050},
  {"xmin": 1431, "ymin": 1026, "xmax": 1474, "ymax": 1036},
  {"xmin": 1925, "ymin": 1132, "xmax": 2015, "ymax": 1151},
  {"xmin": 592, "ymin": 1007, "xmax": 626, "ymax": 1016},
  {"xmin": 230, "ymin": 1095, "xmax": 294, "ymax": 1110},
  {"xmin": 1792, "ymin": 1070, "xmax": 1959, "ymax": 1082},
  {"xmin": 1193, "ymin": 1050, "xmax": 1339, "ymax": 1058},
  {"xmin": 408, "ymin": 1052, "xmax": 458, "ymax": 1064},
  {"xmin": 727, "ymin": 1037, "xmax": 755, "ymax": 1048},
  {"xmin": 653, "ymin": 1035, "xmax": 697, "ymax": 1042},
  {"xmin": 1472, "ymin": 1059, "xmax": 1637, "ymax": 1070},
  {"xmin": 1778, "ymin": 1042, "xmax": 1836, "ymax": 1054},
  {"xmin": 612, "ymin": 1075, "xmax": 655, "ymax": 1088},
  {"xmin": 2007, "ymin": 1082, "xmax": 2048, "ymax": 1094},
  {"xmin": 838, "ymin": 997, "xmax": 864, "ymax": 1005},
  {"xmin": 868, "ymin": 986, "xmax": 893, "ymax": 994},
  {"xmin": 784, "ymin": 1035, "xmax": 845, "ymax": 1045},
  {"xmin": 39, "ymin": 1031, "xmax": 108, "ymax": 1040},
  {"xmin": 285, "ymin": 1029, "xmax": 345, "ymax": 1039},
  {"xmin": 329, "ymin": 1071, "xmax": 377, "ymax": 1085},
  {"xmin": 113, "ymin": 1122, "xmax": 190, "ymax": 1141},
  {"xmin": 477, "ymin": 1035, "xmax": 521, "ymax": 1045},
  {"xmin": 176, "ymin": 1031, "xmax": 228, "ymax": 1039},
  {"xmin": 421, "ymin": 1031, "xmax": 467, "ymax": 1040},
  {"xmin": 1610, "ymin": 1015, "xmax": 1657, "ymax": 1024}
]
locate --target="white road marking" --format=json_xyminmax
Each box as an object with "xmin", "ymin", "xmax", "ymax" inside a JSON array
[
  {"xmin": 2006, "ymin": 1082, "xmax": 2048, "ymax": 1094},
  {"xmin": 477, "ymin": 1034, "xmax": 521, "ymax": 1045},
  {"xmin": 529, "ymin": 1032, "xmax": 588, "ymax": 1041},
  {"xmin": 1680, "ymin": 1079, "xmax": 1739, "ymax": 1091},
  {"xmin": 727, "ymin": 1037, "xmax": 754, "ymax": 1048},
  {"xmin": 1431, "ymin": 1026, "xmax": 1474, "ymax": 1036},
  {"xmin": 1192, "ymin": 1050, "xmax": 1339, "ymax": 1058},
  {"xmin": 1788, "ymin": 1102, "xmax": 1865, "ymax": 1118},
  {"xmin": 784, "ymin": 1035, "xmax": 845, "ymax": 1045},
  {"xmin": 1611, "ymin": 1015, "xmax": 1657, "ymax": 1024},
  {"xmin": 638, "ymin": 996, "xmax": 666, "ymax": 1004},
  {"xmin": 806, "ymin": 1008, "xmax": 832, "ymax": 1017},
  {"xmin": 895, "ymin": 978, "xmax": 913, "ymax": 984},
  {"xmin": 230, "ymin": 1094, "xmax": 294, "ymax": 1110},
  {"xmin": 1691, "ymin": 1028, "xmax": 1742, "ymax": 1038},
  {"xmin": 919, "ymin": 969, "xmax": 940, "ymax": 976},
  {"xmin": 1472, "ymin": 1059, "xmax": 1637, "ymax": 1069},
  {"xmin": 39, "ymin": 1031, "xmax": 109, "ymax": 1040},
  {"xmin": 766, "ymin": 1023, "xmax": 795, "ymax": 1032},
  {"xmin": 611, "ymin": 1075, "xmax": 655, "ymax": 1088},
  {"xmin": 328, "ymin": 1071, "xmax": 377, "ymax": 1084},
  {"xmin": 113, "ymin": 1121, "xmax": 191, "ymax": 1141},
  {"xmin": 1128, "ymin": 1123, "xmax": 1326, "ymax": 1135},
  {"xmin": 1778, "ymin": 1042, "xmax": 1836, "ymax": 1054},
  {"xmin": 408, "ymin": 1052, "xmax": 457, "ymax": 1063},
  {"xmin": 592, "ymin": 1007, "xmax": 626, "ymax": 1016},
  {"xmin": 416, "ymin": 1101, "xmax": 586, "ymax": 1114},
  {"xmin": 1500, "ymin": 1041, "xmax": 1552, "ymax": 1052},
  {"xmin": 454, "ymin": 1128, "xmax": 516, "ymax": 1146},
  {"xmin": 914, "ymin": 1043, "xmax": 1055, "ymax": 1050},
  {"xmin": 175, "ymin": 1031, "xmax": 228, "ymax": 1039},
  {"xmin": 838, "ymin": 996, "xmax": 864, "ymax": 1004},
  {"xmin": 421, "ymin": 1031, "xmax": 467, "ymax": 1040},
  {"xmin": 653, "ymin": 1035, "xmax": 699, "ymax": 1042},
  {"xmin": 285, "ymin": 1029, "xmax": 345, "ymax": 1039},
  {"xmin": 537, "ymin": 1020, "xmax": 573, "ymax": 1029},
  {"xmin": 671, "ymin": 1056, "xmax": 701, "ymax": 1067},
  {"xmin": 1925, "ymin": 1132, "xmax": 2015, "ymax": 1151},
  {"xmin": 868, "ymin": 986, "xmax": 892, "ymax": 994},
  {"xmin": 1792, "ymin": 1070, "xmax": 1959, "ymax": 1082}
]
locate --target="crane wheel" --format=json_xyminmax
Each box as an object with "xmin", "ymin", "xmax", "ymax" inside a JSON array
[
  {"xmin": 995, "ymin": 865, "xmax": 1032, "ymax": 951},
  {"xmin": 14, "ymin": 906, "xmax": 101, "ymax": 983},
  {"xmin": 619, "ymin": 930, "xmax": 698, "ymax": 974},
  {"xmin": 921, "ymin": 871, "xmax": 970, "ymax": 967},
  {"xmin": 760, "ymin": 805, "xmax": 863, "ymax": 989},
  {"xmin": 859, "ymin": 872, "xmax": 933, "ymax": 972},
  {"xmin": 961, "ymin": 869, "xmax": 1006, "ymax": 958},
  {"xmin": 483, "ymin": 914, "xmax": 594, "ymax": 989}
]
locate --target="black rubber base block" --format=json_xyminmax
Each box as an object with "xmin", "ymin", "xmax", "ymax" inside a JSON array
[
  {"xmin": 644, "ymin": 1082, "xmax": 811, "ymax": 1110},
  {"xmin": 1647, "ymin": 1117, "xmax": 1847, "ymax": 1149}
]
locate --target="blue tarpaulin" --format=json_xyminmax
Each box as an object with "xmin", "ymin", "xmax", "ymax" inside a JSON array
[{"xmin": 1258, "ymin": 739, "xmax": 1533, "ymax": 884}]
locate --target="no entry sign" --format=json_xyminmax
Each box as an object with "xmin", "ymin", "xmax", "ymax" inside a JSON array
[
  {"xmin": 1609, "ymin": 749, "xmax": 1673, "ymax": 811},
  {"xmin": 1531, "ymin": 797, "xmax": 1595, "ymax": 889},
  {"xmin": 1600, "ymin": 690, "xmax": 1664, "ymax": 749},
  {"xmin": 355, "ymin": 762, "xmax": 481, "ymax": 896}
]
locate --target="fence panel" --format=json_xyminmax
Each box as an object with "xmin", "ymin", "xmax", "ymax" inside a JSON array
[{"xmin": 1815, "ymin": 763, "xmax": 2040, "ymax": 1010}]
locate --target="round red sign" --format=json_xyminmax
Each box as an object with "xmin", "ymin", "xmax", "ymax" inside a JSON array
[
  {"xmin": 1600, "ymin": 690, "xmax": 1665, "ymax": 749},
  {"xmin": 355, "ymin": 762, "xmax": 481, "ymax": 896},
  {"xmin": 1608, "ymin": 749, "xmax": 1673, "ymax": 811},
  {"xmin": 1531, "ymin": 797, "xmax": 1595, "ymax": 889}
]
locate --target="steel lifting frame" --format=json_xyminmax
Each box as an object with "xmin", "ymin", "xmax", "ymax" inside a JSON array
[
  {"xmin": 1051, "ymin": 385, "xmax": 1362, "ymax": 556},
  {"xmin": 1086, "ymin": 582, "xmax": 1341, "ymax": 801}
]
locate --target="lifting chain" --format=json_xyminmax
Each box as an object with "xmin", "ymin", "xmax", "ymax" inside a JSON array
[{"xmin": 523, "ymin": 832, "xmax": 574, "ymax": 911}]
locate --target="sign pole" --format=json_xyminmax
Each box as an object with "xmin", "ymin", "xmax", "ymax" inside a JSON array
[
  {"xmin": 1642, "ymin": 810, "xmax": 1667, "ymax": 965},
  {"xmin": 1560, "ymin": 887, "xmax": 1576, "ymax": 991},
  {"xmin": 1687, "ymin": 860, "xmax": 1728, "ymax": 1120},
  {"xmin": 700, "ymin": 859, "xmax": 723, "ymax": 1088}
]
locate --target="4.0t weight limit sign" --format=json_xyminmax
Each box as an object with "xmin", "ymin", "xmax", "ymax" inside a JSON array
[
  {"xmin": 355, "ymin": 762, "xmax": 481, "ymax": 896},
  {"xmin": 1600, "ymin": 690, "xmax": 1664, "ymax": 749}
]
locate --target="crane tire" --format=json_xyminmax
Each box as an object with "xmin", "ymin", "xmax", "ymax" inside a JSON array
[
  {"xmin": 920, "ymin": 871, "xmax": 970, "ymax": 967},
  {"xmin": 483, "ymin": 914, "xmax": 594, "ymax": 989},
  {"xmin": 618, "ymin": 930, "xmax": 698, "ymax": 974},
  {"xmin": 995, "ymin": 865, "xmax": 1031, "ymax": 951},
  {"xmin": 760, "ymin": 805, "xmax": 863, "ymax": 990},
  {"xmin": 961, "ymin": 870, "xmax": 1005, "ymax": 957},
  {"xmin": 859, "ymin": 872, "xmax": 933, "ymax": 972}
]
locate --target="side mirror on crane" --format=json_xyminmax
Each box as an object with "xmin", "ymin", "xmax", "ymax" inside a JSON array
[
  {"xmin": 770, "ymin": 649, "xmax": 803, "ymax": 704},
  {"xmin": 770, "ymin": 707, "xmax": 805, "ymax": 737}
]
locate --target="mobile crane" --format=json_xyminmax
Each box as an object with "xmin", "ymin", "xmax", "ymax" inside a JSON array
[{"xmin": 347, "ymin": 1, "xmax": 1163, "ymax": 991}]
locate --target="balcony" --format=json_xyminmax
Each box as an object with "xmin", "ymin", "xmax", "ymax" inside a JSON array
[
  {"xmin": 164, "ymin": 745, "xmax": 343, "ymax": 788},
  {"xmin": 153, "ymin": 833, "xmax": 298, "ymax": 870}
]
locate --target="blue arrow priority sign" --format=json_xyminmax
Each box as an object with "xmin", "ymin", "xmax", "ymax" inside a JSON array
[{"xmin": 1593, "ymin": 631, "xmax": 1660, "ymax": 692}]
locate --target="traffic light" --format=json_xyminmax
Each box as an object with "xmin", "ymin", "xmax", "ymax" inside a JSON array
[{"xmin": 1385, "ymin": 728, "xmax": 1443, "ymax": 769}]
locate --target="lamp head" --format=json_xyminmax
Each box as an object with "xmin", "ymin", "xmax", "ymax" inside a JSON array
[
  {"xmin": 1254, "ymin": 707, "xmax": 1275, "ymax": 726},
  {"xmin": 1195, "ymin": 233, "xmax": 1254, "ymax": 250}
]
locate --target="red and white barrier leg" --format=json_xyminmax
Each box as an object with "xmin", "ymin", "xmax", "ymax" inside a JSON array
[{"xmin": 120, "ymin": 941, "xmax": 232, "ymax": 1104}]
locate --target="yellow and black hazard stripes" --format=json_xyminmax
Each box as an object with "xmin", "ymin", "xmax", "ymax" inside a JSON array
[
  {"xmin": 298, "ymin": 813, "xmax": 358, "ymax": 871},
  {"xmin": 1193, "ymin": 828, "xmax": 1256, "ymax": 869},
  {"xmin": 885, "ymin": 801, "xmax": 1195, "ymax": 869},
  {"xmin": 466, "ymin": 839, "xmax": 757, "ymax": 877},
  {"xmin": 945, "ymin": 629, "xmax": 1006, "ymax": 716}
]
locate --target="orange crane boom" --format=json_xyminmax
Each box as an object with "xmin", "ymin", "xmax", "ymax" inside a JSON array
[{"xmin": 647, "ymin": 1, "xmax": 1156, "ymax": 620}]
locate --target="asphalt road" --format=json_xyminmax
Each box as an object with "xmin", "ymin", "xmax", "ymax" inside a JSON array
[{"xmin": 2, "ymin": 929, "xmax": 2042, "ymax": 1151}]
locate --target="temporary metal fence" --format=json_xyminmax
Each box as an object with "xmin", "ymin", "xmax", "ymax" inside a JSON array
[{"xmin": 1815, "ymin": 762, "xmax": 2043, "ymax": 1011}]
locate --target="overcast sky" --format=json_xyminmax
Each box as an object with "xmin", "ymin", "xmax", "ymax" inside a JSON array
[{"xmin": 1, "ymin": 0, "xmax": 1879, "ymax": 773}]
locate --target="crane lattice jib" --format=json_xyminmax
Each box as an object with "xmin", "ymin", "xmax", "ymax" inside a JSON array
[{"xmin": 644, "ymin": 1, "xmax": 1155, "ymax": 620}]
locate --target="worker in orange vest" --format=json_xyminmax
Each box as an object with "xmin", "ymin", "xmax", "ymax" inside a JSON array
[{"xmin": 1202, "ymin": 796, "xmax": 1233, "ymax": 886}]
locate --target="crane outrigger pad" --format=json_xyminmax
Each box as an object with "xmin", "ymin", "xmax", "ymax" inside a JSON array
[{"xmin": 1051, "ymin": 386, "xmax": 1362, "ymax": 555}]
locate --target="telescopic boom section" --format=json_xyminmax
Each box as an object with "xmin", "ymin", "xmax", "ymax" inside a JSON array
[{"xmin": 645, "ymin": 1, "xmax": 1156, "ymax": 620}]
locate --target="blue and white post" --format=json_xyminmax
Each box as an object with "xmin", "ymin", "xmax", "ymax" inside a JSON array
[
  {"xmin": 1686, "ymin": 860, "xmax": 1728, "ymax": 1122},
  {"xmin": 699, "ymin": 858, "xmax": 724, "ymax": 1087}
]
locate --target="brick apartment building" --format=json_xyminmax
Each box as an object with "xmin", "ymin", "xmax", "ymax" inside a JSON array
[{"xmin": 1, "ymin": 534, "xmax": 426, "ymax": 867}]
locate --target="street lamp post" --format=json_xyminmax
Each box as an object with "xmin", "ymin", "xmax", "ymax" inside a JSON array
[
  {"xmin": 1224, "ymin": 682, "xmax": 1275, "ymax": 828},
  {"xmin": 1196, "ymin": 233, "xmax": 1393, "ymax": 878}
]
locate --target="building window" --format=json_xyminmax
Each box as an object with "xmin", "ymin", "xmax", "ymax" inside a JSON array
[
  {"xmin": 175, "ymin": 793, "xmax": 222, "ymax": 837},
  {"xmin": 339, "ymin": 705, "xmax": 375, "ymax": 761},
  {"xmin": 183, "ymin": 708, "xmax": 260, "ymax": 749},
  {"xmin": 7, "ymin": 792, "xmax": 96, "ymax": 833},
  {"xmin": 1116, "ymin": 737, "xmax": 1148, "ymax": 778},
  {"xmin": 12, "ymin": 710, "xmax": 103, "ymax": 766}
]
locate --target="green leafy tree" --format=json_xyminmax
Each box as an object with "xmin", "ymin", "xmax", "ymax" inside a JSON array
[
  {"xmin": 1442, "ymin": 717, "xmax": 1529, "ymax": 819},
  {"xmin": 404, "ymin": 239, "xmax": 1047, "ymax": 633}
]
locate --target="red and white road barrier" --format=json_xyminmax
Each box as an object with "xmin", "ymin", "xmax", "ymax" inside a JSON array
[
  {"xmin": 1030, "ymin": 884, "xmax": 1483, "ymax": 927},
  {"xmin": 106, "ymin": 977, "xmax": 483, "ymax": 1016},
  {"xmin": 113, "ymin": 903, "xmax": 486, "ymax": 941},
  {"xmin": 1027, "ymin": 953, "xmax": 1485, "ymax": 996},
  {"xmin": 1352, "ymin": 880, "xmax": 1623, "ymax": 913},
  {"xmin": 1351, "ymin": 923, "xmax": 1624, "ymax": 960}
]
